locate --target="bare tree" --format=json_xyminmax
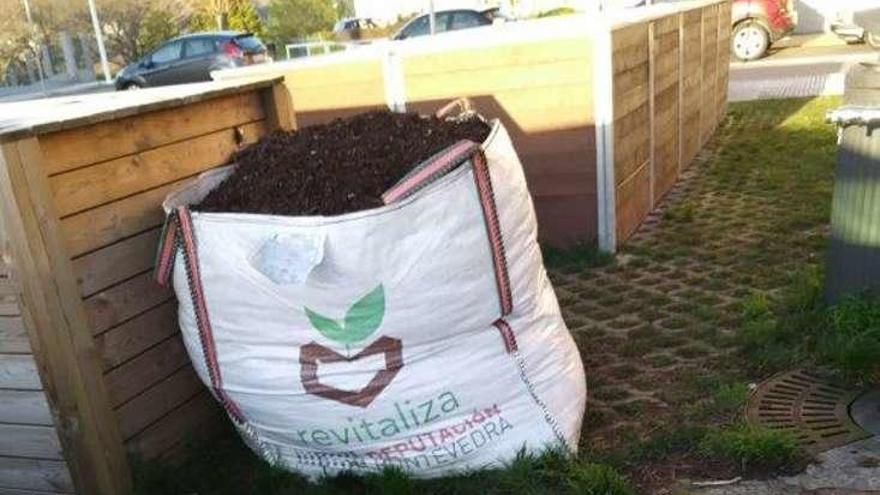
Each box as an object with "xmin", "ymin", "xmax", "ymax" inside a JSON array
[
  {"xmin": 96, "ymin": 0, "xmax": 194, "ymax": 64},
  {"xmin": 0, "ymin": 0, "xmax": 31, "ymax": 82}
]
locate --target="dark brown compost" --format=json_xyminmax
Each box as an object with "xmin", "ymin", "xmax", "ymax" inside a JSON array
[{"xmin": 195, "ymin": 110, "xmax": 491, "ymax": 216}]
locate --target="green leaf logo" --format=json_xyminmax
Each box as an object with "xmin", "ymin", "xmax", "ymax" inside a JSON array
[{"xmin": 305, "ymin": 284, "xmax": 385, "ymax": 344}]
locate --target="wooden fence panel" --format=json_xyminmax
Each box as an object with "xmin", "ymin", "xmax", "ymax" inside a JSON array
[
  {"xmin": 717, "ymin": 1, "xmax": 732, "ymax": 119},
  {"xmin": 39, "ymin": 85, "xmax": 282, "ymax": 465},
  {"xmin": 0, "ymin": 79, "xmax": 291, "ymax": 493},
  {"xmin": 403, "ymin": 37, "xmax": 595, "ymax": 245},
  {"xmin": 701, "ymin": 4, "xmax": 720, "ymax": 144},
  {"xmin": 612, "ymin": 22, "xmax": 650, "ymax": 242},
  {"xmin": 283, "ymin": 60, "xmax": 385, "ymax": 127},
  {"xmin": 652, "ymin": 14, "xmax": 682, "ymax": 202},
  {"xmin": 0, "ymin": 239, "xmax": 73, "ymax": 494},
  {"xmin": 0, "ymin": 458, "xmax": 73, "ymax": 493},
  {"xmin": 680, "ymin": 9, "xmax": 704, "ymax": 170}
]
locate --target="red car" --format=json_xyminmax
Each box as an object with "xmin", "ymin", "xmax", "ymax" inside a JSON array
[{"xmin": 731, "ymin": 0, "xmax": 797, "ymax": 61}]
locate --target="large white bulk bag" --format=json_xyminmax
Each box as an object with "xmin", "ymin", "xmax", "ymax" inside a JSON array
[{"xmin": 155, "ymin": 115, "xmax": 586, "ymax": 478}]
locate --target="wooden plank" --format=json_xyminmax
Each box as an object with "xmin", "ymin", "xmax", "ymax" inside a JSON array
[
  {"xmin": 0, "ymin": 355, "xmax": 40, "ymax": 390},
  {"xmin": 532, "ymin": 194, "xmax": 596, "ymax": 246},
  {"xmin": 0, "ymin": 78, "xmax": 279, "ymax": 146},
  {"xmin": 615, "ymin": 135, "xmax": 649, "ymax": 187},
  {"xmin": 40, "ymin": 92, "xmax": 265, "ymax": 175},
  {"xmin": 284, "ymin": 60, "xmax": 383, "ymax": 87},
  {"xmin": 96, "ymin": 301, "xmax": 177, "ymax": 371},
  {"xmin": 526, "ymin": 173, "xmax": 596, "ymax": 198},
  {"xmin": 83, "ymin": 271, "xmax": 171, "ymax": 336},
  {"xmin": 653, "ymin": 14, "xmax": 679, "ymax": 35},
  {"xmin": 0, "ymin": 425, "xmax": 63, "ymax": 460},
  {"xmin": 405, "ymin": 60, "xmax": 589, "ymax": 100},
  {"xmin": 614, "ymin": 82, "xmax": 648, "ymax": 121},
  {"xmin": 283, "ymin": 82, "xmax": 385, "ymax": 114},
  {"xmin": 0, "ymin": 140, "xmax": 132, "ymax": 493},
  {"xmin": 0, "ymin": 390, "xmax": 52, "ymax": 425},
  {"xmin": 124, "ymin": 392, "xmax": 223, "ymax": 461},
  {"xmin": 612, "ymin": 42, "xmax": 649, "ymax": 74},
  {"xmin": 403, "ymin": 38, "xmax": 590, "ymax": 76},
  {"xmin": 61, "ymin": 178, "xmax": 187, "ymax": 258},
  {"xmin": 407, "ymin": 84, "xmax": 593, "ymax": 133},
  {"xmin": 655, "ymin": 31, "xmax": 679, "ymax": 54},
  {"xmin": 72, "ymin": 228, "xmax": 161, "ymax": 298},
  {"xmin": 0, "ymin": 296, "xmax": 20, "ymax": 317},
  {"xmin": 104, "ymin": 336, "xmax": 189, "ymax": 408},
  {"xmin": 615, "ymin": 160, "xmax": 651, "ymax": 242},
  {"xmin": 613, "ymin": 61, "xmax": 649, "ymax": 96},
  {"xmin": 612, "ymin": 23, "xmax": 649, "ymax": 52},
  {"xmin": 116, "ymin": 366, "xmax": 203, "ymax": 440},
  {"xmin": 50, "ymin": 120, "xmax": 267, "ymax": 218},
  {"xmin": 0, "ymin": 317, "xmax": 28, "ymax": 354},
  {"xmin": 0, "ymin": 458, "xmax": 73, "ymax": 493},
  {"xmin": 260, "ymin": 82, "xmax": 297, "ymax": 132}
]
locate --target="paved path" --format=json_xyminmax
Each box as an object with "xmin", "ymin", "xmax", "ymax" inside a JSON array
[{"xmin": 729, "ymin": 45, "xmax": 878, "ymax": 102}]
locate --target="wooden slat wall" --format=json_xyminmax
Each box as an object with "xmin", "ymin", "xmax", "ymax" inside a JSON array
[
  {"xmin": 33, "ymin": 86, "xmax": 279, "ymax": 464},
  {"xmin": 0, "ymin": 230, "xmax": 74, "ymax": 494},
  {"xmin": 716, "ymin": 1, "xmax": 732, "ymax": 120},
  {"xmin": 612, "ymin": 22, "xmax": 651, "ymax": 242},
  {"xmin": 681, "ymin": 8, "xmax": 704, "ymax": 169},
  {"xmin": 403, "ymin": 38, "xmax": 595, "ymax": 246},
  {"xmin": 652, "ymin": 15, "xmax": 681, "ymax": 201},
  {"xmin": 282, "ymin": 60, "xmax": 386, "ymax": 128},
  {"xmin": 701, "ymin": 5, "xmax": 719, "ymax": 144},
  {"xmin": 612, "ymin": 1, "xmax": 730, "ymax": 243}
]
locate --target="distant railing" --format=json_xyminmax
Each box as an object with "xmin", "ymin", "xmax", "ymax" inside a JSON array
[{"xmin": 284, "ymin": 41, "xmax": 372, "ymax": 60}]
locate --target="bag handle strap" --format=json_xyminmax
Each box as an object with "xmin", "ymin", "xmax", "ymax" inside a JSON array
[
  {"xmin": 153, "ymin": 207, "xmax": 246, "ymax": 424},
  {"xmin": 435, "ymin": 98, "xmax": 475, "ymax": 120},
  {"xmin": 382, "ymin": 141, "xmax": 512, "ymax": 318},
  {"xmin": 381, "ymin": 139, "xmax": 480, "ymax": 204}
]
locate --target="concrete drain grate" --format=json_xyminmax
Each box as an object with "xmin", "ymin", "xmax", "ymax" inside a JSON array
[{"xmin": 746, "ymin": 369, "xmax": 871, "ymax": 453}]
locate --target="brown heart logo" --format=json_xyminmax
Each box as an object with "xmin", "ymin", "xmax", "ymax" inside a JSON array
[{"xmin": 299, "ymin": 336, "xmax": 403, "ymax": 408}]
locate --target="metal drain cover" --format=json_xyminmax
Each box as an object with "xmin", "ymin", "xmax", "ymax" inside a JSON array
[{"xmin": 746, "ymin": 369, "xmax": 871, "ymax": 453}]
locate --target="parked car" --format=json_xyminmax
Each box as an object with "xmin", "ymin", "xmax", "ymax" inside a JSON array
[
  {"xmin": 333, "ymin": 17, "xmax": 379, "ymax": 41},
  {"xmin": 392, "ymin": 9, "xmax": 495, "ymax": 40},
  {"xmin": 115, "ymin": 32, "xmax": 269, "ymax": 90},
  {"xmin": 731, "ymin": 0, "xmax": 797, "ymax": 61}
]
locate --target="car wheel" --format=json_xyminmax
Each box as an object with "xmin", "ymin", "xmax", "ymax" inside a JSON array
[
  {"xmin": 867, "ymin": 31, "xmax": 880, "ymax": 49},
  {"xmin": 732, "ymin": 20, "xmax": 770, "ymax": 61},
  {"xmin": 123, "ymin": 82, "xmax": 142, "ymax": 90}
]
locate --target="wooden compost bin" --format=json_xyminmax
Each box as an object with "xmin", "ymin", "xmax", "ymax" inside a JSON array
[
  {"xmin": 214, "ymin": 0, "xmax": 731, "ymax": 250},
  {"xmin": 0, "ymin": 77, "xmax": 293, "ymax": 494},
  {"xmin": 0, "ymin": 2, "xmax": 729, "ymax": 492}
]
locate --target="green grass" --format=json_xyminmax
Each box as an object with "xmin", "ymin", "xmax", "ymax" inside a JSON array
[
  {"xmin": 542, "ymin": 242, "xmax": 614, "ymax": 271},
  {"xmin": 737, "ymin": 266, "xmax": 880, "ymax": 383},
  {"xmin": 699, "ymin": 423, "xmax": 805, "ymax": 473},
  {"xmin": 662, "ymin": 202, "xmax": 696, "ymax": 223},
  {"xmin": 134, "ymin": 442, "xmax": 634, "ymax": 495}
]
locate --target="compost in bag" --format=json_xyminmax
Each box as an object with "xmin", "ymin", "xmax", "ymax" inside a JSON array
[
  {"xmin": 195, "ymin": 110, "xmax": 491, "ymax": 215},
  {"xmin": 157, "ymin": 105, "xmax": 586, "ymax": 479}
]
